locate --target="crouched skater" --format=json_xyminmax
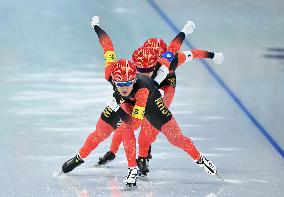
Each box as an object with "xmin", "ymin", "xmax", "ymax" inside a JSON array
[{"xmin": 61, "ymin": 16, "xmax": 220, "ymax": 188}]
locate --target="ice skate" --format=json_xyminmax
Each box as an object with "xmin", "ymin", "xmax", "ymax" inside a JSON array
[
  {"xmin": 123, "ymin": 167, "xmax": 138, "ymax": 188},
  {"xmin": 196, "ymin": 155, "xmax": 217, "ymax": 175},
  {"xmin": 62, "ymin": 154, "xmax": 84, "ymax": 173},
  {"xmin": 137, "ymin": 157, "xmax": 149, "ymax": 176},
  {"xmin": 97, "ymin": 151, "xmax": 115, "ymax": 166}
]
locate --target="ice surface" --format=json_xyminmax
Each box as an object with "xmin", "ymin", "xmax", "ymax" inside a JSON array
[{"xmin": 1, "ymin": 0, "xmax": 284, "ymax": 196}]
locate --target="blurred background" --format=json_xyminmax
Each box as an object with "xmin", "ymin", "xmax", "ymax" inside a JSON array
[{"xmin": 0, "ymin": 0, "xmax": 284, "ymax": 196}]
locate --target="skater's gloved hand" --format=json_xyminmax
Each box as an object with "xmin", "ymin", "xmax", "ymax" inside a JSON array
[
  {"xmin": 181, "ymin": 21, "xmax": 195, "ymax": 36},
  {"xmin": 213, "ymin": 53, "xmax": 224, "ymax": 64},
  {"xmin": 91, "ymin": 16, "xmax": 100, "ymax": 28},
  {"xmin": 106, "ymin": 95, "xmax": 120, "ymax": 112}
]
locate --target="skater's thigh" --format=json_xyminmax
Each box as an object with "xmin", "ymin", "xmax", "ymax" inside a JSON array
[
  {"xmin": 139, "ymin": 118, "xmax": 159, "ymax": 140},
  {"xmin": 100, "ymin": 106, "xmax": 121, "ymax": 129},
  {"xmin": 161, "ymin": 85, "xmax": 175, "ymax": 108},
  {"xmin": 145, "ymin": 92, "xmax": 172, "ymax": 130}
]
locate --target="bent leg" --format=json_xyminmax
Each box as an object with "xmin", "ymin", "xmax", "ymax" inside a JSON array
[
  {"xmin": 110, "ymin": 127, "xmax": 123, "ymax": 153},
  {"xmin": 161, "ymin": 117, "xmax": 200, "ymax": 160},
  {"xmin": 121, "ymin": 124, "xmax": 137, "ymax": 167},
  {"xmin": 137, "ymin": 85, "xmax": 176, "ymax": 157},
  {"xmin": 161, "ymin": 85, "xmax": 175, "ymax": 108},
  {"xmin": 107, "ymin": 102, "xmax": 133, "ymax": 154},
  {"xmin": 79, "ymin": 117, "xmax": 115, "ymax": 158},
  {"xmin": 138, "ymin": 119, "xmax": 159, "ymax": 157}
]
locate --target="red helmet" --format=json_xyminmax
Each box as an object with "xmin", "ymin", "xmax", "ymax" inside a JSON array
[
  {"xmin": 143, "ymin": 38, "xmax": 167, "ymax": 56},
  {"xmin": 132, "ymin": 47, "xmax": 159, "ymax": 72},
  {"xmin": 111, "ymin": 59, "xmax": 137, "ymax": 82}
]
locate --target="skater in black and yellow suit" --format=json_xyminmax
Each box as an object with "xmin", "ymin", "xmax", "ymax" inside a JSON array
[{"xmin": 62, "ymin": 16, "xmax": 220, "ymax": 187}]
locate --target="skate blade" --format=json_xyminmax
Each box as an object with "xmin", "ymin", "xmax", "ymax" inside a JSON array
[
  {"xmin": 94, "ymin": 163, "xmax": 113, "ymax": 168},
  {"xmin": 94, "ymin": 163, "xmax": 104, "ymax": 167},
  {"xmin": 216, "ymin": 171, "xmax": 225, "ymax": 182},
  {"xmin": 53, "ymin": 171, "xmax": 64, "ymax": 177},
  {"xmin": 94, "ymin": 159, "xmax": 113, "ymax": 167},
  {"xmin": 137, "ymin": 173, "xmax": 149, "ymax": 181},
  {"xmin": 94, "ymin": 160, "xmax": 108, "ymax": 167},
  {"xmin": 123, "ymin": 183, "xmax": 138, "ymax": 191}
]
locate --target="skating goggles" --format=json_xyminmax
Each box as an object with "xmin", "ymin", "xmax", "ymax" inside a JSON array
[
  {"xmin": 137, "ymin": 66, "xmax": 155, "ymax": 73},
  {"xmin": 114, "ymin": 78, "xmax": 136, "ymax": 87}
]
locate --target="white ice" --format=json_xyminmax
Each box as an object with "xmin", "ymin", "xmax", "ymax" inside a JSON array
[{"xmin": 1, "ymin": 0, "xmax": 284, "ymax": 196}]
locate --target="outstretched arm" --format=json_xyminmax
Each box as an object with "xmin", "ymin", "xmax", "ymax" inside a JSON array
[
  {"xmin": 158, "ymin": 21, "xmax": 195, "ymax": 68},
  {"xmin": 167, "ymin": 21, "xmax": 195, "ymax": 55},
  {"xmin": 91, "ymin": 16, "xmax": 116, "ymax": 81},
  {"xmin": 173, "ymin": 50, "xmax": 224, "ymax": 70},
  {"xmin": 154, "ymin": 21, "xmax": 195, "ymax": 86}
]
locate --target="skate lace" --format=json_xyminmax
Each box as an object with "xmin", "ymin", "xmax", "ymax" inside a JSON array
[
  {"xmin": 126, "ymin": 168, "xmax": 138, "ymax": 180},
  {"xmin": 202, "ymin": 157, "xmax": 215, "ymax": 173}
]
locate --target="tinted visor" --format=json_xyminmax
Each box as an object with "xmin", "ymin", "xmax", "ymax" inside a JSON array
[
  {"xmin": 114, "ymin": 78, "xmax": 135, "ymax": 87},
  {"xmin": 137, "ymin": 66, "xmax": 155, "ymax": 73}
]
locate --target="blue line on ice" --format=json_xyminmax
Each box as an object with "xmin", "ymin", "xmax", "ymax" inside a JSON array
[{"xmin": 148, "ymin": 0, "xmax": 284, "ymax": 159}]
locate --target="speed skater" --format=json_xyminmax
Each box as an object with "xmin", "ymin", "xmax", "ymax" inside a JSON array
[
  {"xmin": 98, "ymin": 40, "xmax": 223, "ymax": 176},
  {"xmin": 61, "ymin": 16, "xmax": 221, "ymax": 187},
  {"xmin": 97, "ymin": 30, "xmax": 223, "ymax": 176}
]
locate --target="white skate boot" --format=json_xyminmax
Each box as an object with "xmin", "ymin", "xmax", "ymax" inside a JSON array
[
  {"xmin": 196, "ymin": 155, "xmax": 217, "ymax": 175},
  {"xmin": 123, "ymin": 166, "xmax": 138, "ymax": 187}
]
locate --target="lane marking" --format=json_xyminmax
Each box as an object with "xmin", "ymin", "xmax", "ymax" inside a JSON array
[{"xmin": 148, "ymin": 0, "xmax": 284, "ymax": 158}]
